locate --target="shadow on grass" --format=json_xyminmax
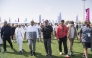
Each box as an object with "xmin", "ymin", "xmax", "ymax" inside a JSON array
[
  {"xmin": 6, "ymin": 49, "xmax": 30, "ymax": 57},
  {"xmin": 74, "ymin": 41, "xmax": 81, "ymax": 43},
  {"xmin": 23, "ymin": 41, "xmax": 28, "ymax": 43},
  {"xmin": 70, "ymin": 52, "xmax": 92, "ymax": 58},
  {"xmin": 35, "ymin": 52, "xmax": 64, "ymax": 58}
]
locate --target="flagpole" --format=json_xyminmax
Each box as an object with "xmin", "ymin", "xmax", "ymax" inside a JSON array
[{"xmin": 82, "ymin": 0, "xmax": 86, "ymax": 22}]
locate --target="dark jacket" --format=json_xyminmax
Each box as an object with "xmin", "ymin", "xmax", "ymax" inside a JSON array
[{"xmin": 1, "ymin": 25, "xmax": 12, "ymax": 37}]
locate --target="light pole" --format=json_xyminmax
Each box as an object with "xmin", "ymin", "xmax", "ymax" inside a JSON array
[{"xmin": 82, "ymin": 0, "xmax": 86, "ymax": 22}]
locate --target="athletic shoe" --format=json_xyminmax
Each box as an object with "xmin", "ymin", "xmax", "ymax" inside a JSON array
[
  {"xmin": 82, "ymin": 54, "xmax": 86, "ymax": 58},
  {"xmin": 30, "ymin": 51, "xmax": 33, "ymax": 56},
  {"xmin": 65, "ymin": 54, "xmax": 70, "ymax": 58},
  {"xmin": 3, "ymin": 51, "xmax": 6, "ymax": 53},
  {"xmin": 46, "ymin": 54, "xmax": 49, "ymax": 56},
  {"xmin": 19, "ymin": 51, "xmax": 22, "ymax": 54},
  {"xmin": 59, "ymin": 52, "xmax": 62, "ymax": 55},
  {"xmin": 70, "ymin": 51, "xmax": 74, "ymax": 56},
  {"xmin": 33, "ymin": 52, "xmax": 36, "ymax": 56},
  {"xmin": 49, "ymin": 56, "xmax": 53, "ymax": 58}
]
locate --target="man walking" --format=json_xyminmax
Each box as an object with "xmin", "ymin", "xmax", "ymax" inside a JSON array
[
  {"xmin": 1, "ymin": 21, "xmax": 13, "ymax": 53},
  {"xmin": 41, "ymin": 20, "xmax": 53, "ymax": 58},
  {"xmin": 80, "ymin": 21, "xmax": 92, "ymax": 58},
  {"xmin": 15, "ymin": 24, "xmax": 24, "ymax": 54},
  {"xmin": 56, "ymin": 20, "xmax": 69, "ymax": 57},
  {"xmin": 27, "ymin": 20, "xmax": 39, "ymax": 56},
  {"xmin": 67, "ymin": 21, "xmax": 77, "ymax": 56}
]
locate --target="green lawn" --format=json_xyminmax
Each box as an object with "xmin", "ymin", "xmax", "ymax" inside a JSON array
[{"xmin": 0, "ymin": 39, "xmax": 92, "ymax": 58}]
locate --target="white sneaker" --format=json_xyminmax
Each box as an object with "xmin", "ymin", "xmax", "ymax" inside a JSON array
[
  {"xmin": 65, "ymin": 54, "xmax": 69, "ymax": 57},
  {"xmin": 59, "ymin": 52, "xmax": 62, "ymax": 55}
]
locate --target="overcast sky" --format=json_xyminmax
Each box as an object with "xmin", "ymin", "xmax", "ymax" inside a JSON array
[{"xmin": 0, "ymin": 0, "xmax": 92, "ymax": 23}]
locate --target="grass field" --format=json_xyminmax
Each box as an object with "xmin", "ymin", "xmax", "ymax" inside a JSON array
[{"xmin": 0, "ymin": 39, "xmax": 92, "ymax": 58}]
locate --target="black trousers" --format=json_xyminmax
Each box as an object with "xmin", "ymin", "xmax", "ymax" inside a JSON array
[
  {"xmin": 12, "ymin": 34, "xmax": 14, "ymax": 40},
  {"xmin": 3, "ymin": 36, "xmax": 13, "ymax": 51},
  {"xmin": 44, "ymin": 39, "xmax": 52, "ymax": 56},
  {"xmin": 58, "ymin": 36, "xmax": 68, "ymax": 55}
]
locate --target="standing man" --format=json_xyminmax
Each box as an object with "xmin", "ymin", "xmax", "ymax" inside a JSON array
[
  {"xmin": 67, "ymin": 21, "xmax": 77, "ymax": 56},
  {"xmin": 15, "ymin": 24, "xmax": 24, "ymax": 54},
  {"xmin": 1, "ymin": 21, "xmax": 13, "ymax": 53},
  {"xmin": 80, "ymin": 21, "xmax": 92, "ymax": 58},
  {"xmin": 41, "ymin": 20, "xmax": 53, "ymax": 58},
  {"xmin": 27, "ymin": 20, "xmax": 39, "ymax": 56},
  {"xmin": 56, "ymin": 20, "xmax": 69, "ymax": 57}
]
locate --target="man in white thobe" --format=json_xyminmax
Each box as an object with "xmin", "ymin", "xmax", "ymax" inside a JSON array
[
  {"xmin": 27, "ymin": 20, "xmax": 39, "ymax": 56},
  {"xmin": 15, "ymin": 24, "xmax": 24, "ymax": 54}
]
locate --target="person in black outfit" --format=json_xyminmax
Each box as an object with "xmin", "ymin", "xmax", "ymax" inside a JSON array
[
  {"xmin": 41, "ymin": 20, "xmax": 53, "ymax": 58},
  {"xmin": 1, "ymin": 21, "xmax": 13, "ymax": 53},
  {"xmin": 11, "ymin": 24, "xmax": 16, "ymax": 41},
  {"xmin": 76, "ymin": 24, "xmax": 78, "ymax": 30}
]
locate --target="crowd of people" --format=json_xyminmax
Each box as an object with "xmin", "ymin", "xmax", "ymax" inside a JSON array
[{"xmin": 0, "ymin": 20, "xmax": 92, "ymax": 58}]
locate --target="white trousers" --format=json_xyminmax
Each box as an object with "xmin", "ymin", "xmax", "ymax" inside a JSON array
[{"xmin": 16, "ymin": 37, "xmax": 23, "ymax": 51}]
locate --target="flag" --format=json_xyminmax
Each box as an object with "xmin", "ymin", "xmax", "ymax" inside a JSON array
[
  {"xmin": 76, "ymin": 15, "xmax": 78, "ymax": 23},
  {"xmin": 59, "ymin": 13, "xmax": 61, "ymax": 20},
  {"xmin": 52, "ymin": 20, "xmax": 54, "ymax": 23},
  {"xmin": 18, "ymin": 18, "xmax": 19, "ymax": 22},
  {"xmin": 24, "ymin": 18, "xmax": 27, "ymax": 22},
  {"xmin": 15, "ymin": 20, "xmax": 17, "ymax": 22},
  {"xmin": 85, "ymin": 8, "xmax": 90, "ymax": 21},
  {"xmin": 39, "ymin": 15, "xmax": 41, "ymax": 23},
  {"xmin": 58, "ymin": 13, "xmax": 62, "ymax": 23},
  {"xmin": 9, "ymin": 18, "xmax": 11, "ymax": 22},
  {"xmin": 0, "ymin": 17, "xmax": 1, "ymax": 22},
  {"xmin": 58, "ymin": 16, "xmax": 60, "ymax": 23}
]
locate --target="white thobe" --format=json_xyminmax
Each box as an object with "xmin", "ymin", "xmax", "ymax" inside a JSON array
[{"xmin": 15, "ymin": 27, "xmax": 24, "ymax": 51}]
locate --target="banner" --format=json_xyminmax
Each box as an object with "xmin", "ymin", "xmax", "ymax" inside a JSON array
[
  {"xmin": 52, "ymin": 20, "xmax": 54, "ymax": 24},
  {"xmin": 58, "ymin": 16, "xmax": 60, "ymax": 23},
  {"xmin": 58, "ymin": 13, "xmax": 62, "ymax": 23},
  {"xmin": 15, "ymin": 20, "xmax": 17, "ymax": 22},
  {"xmin": 76, "ymin": 15, "xmax": 78, "ymax": 23},
  {"xmin": 39, "ymin": 15, "xmax": 41, "ymax": 23},
  {"xmin": 0, "ymin": 17, "xmax": 1, "ymax": 22},
  {"xmin": 9, "ymin": 18, "xmax": 11, "ymax": 22},
  {"xmin": 86, "ymin": 8, "xmax": 90, "ymax": 21},
  {"xmin": 24, "ymin": 18, "xmax": 27, "ymax": 22},
  {"xmin": 59, "ymin": 13, "xmax": 61, "ymax": 20},
  {"xmin": 18, "ymin": 18, "xmax": 19, "ymax": 22}
]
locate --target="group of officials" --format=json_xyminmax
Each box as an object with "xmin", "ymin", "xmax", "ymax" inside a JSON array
[{"xmin": 0, "ymin": 20, "xmax": 92, "ymax": 58}]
